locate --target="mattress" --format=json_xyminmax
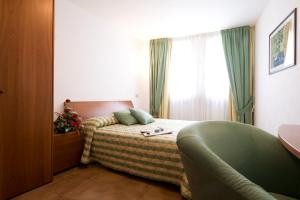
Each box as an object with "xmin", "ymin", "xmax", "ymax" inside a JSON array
[{"xmin": 81, "ymin": 118, "xmax": 195, "ymax": 199}]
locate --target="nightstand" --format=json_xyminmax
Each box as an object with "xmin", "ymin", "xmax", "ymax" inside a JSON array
[{"xmin": 53, "ymin": 131, "xmax": 85, "ymax": 174}]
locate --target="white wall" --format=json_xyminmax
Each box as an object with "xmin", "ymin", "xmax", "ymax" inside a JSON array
[
  {"xmin": 54, "ymin": 0, "xmax": 149, "ymax": 114},
  {"xmin": 255, "ymin": 0, "xmax": 300, "ymax": 135}
]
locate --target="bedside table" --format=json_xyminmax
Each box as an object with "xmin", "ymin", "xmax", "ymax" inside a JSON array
[{"xmin": 53, "ymin": 131, "xmax": 85, "ymax": 174}]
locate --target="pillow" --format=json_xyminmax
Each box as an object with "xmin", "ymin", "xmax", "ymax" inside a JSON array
[
  {"xmin": 82, "ymin": 115, "xmax": 118, "ymax": 128},
  {"xmin": 129, "ymin": 108, "xmax": 154, "ymax": 125},
  {"xmin": 114, "ymin": 111, "xmax": 138, "ymax": 126}
]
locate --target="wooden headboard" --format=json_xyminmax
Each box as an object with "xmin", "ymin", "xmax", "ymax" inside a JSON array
[{"xmin": 68, "ymin": 100, "xmax": 134, "ymax": 120}]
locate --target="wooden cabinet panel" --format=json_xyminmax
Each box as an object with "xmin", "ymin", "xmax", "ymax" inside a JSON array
[
  {"xmin": 53, "ymin": 132, "xmax": 85, "ymax": 174},
  {"xmin": 0, "ymin": 0, "xmax": 53, "ymax": 199}
]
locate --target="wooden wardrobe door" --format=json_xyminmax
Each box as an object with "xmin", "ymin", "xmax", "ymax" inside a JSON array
[{"xmin": 0, "ymin": 0, "xmax": 53, "ymax": 199}]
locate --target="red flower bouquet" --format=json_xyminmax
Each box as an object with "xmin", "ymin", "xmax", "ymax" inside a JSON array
[{"xmin": 54, "ymin": 99, "xmax": 82, "ymax": 133}]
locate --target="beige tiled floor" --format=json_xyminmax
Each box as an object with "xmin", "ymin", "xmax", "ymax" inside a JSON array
[{"xmin": 12, "ymin": 164, "xmax": 183, "ymax": 200}]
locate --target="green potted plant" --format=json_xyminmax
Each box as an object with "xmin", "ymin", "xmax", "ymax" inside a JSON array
[{"xmin": 54, "ymin": 99, "xmax": 82, "ymax": 133}]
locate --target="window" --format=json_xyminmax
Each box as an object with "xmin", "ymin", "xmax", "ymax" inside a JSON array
[{"xmin": 168, "ymin": 32, "xmax": 229, "ymax": 121}]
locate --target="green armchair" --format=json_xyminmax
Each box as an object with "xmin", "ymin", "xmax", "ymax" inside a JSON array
[{"xmin": 177, "ymin": 121, "xmax": 300, "ymax": 200}]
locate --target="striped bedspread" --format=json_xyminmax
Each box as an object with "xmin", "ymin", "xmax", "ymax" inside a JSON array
[{"xmin": 81, "ymin": 117, "xmax": 195, "ymax": 199}]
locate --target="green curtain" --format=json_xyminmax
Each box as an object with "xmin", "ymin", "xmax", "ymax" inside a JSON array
[
  {"xmin": 149, "ymin": 38, "xmax": 171, "ymax": 117},
  {"xmin": 221, "ymin": 26, "xmax": 253, "ymax": 124}
]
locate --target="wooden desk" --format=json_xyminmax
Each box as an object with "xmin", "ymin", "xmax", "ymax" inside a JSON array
[{"xmin": 278, "ymin": 124, "xmax": 300, "ymax": 159}]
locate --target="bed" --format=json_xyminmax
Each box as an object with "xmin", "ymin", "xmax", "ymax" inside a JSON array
[{"xmin": 68, "ymin": 100, "xmax": 194, "ymax": 199}]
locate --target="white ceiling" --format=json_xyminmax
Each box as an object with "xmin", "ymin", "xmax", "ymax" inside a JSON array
[{"xmin": 69, "ymin": 0, "xmax": 269, "ymax": 40}]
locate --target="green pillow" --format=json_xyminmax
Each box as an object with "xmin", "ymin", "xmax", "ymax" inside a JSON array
[
  {"xmin": 129, "ymin": 108, "xmax": 154, "ymax": 125},
  {"xmin": 114, "ymin": 111, "xmax": 138, "ymax": 126}
]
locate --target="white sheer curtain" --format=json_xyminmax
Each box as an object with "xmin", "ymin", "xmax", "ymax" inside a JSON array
[{"xmin": 168, "ymin": 32, "xmax": 229, "ymax": 121}]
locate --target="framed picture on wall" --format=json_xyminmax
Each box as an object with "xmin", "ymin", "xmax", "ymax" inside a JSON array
[{"xmin": 269, "ymin": 8, "xmax": 297, "ymax": 74}]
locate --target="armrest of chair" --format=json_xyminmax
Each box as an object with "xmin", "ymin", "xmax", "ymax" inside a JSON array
[
  {"xmin": 177, "ymin": 135, "xmax": 276, "ymax": 200},
  {"xmin": 250, "ymin": 136, "xmax": 300, "ymax": 197},
  {"xmin": 177, "ymin": 121, "xmax": 300, "ymax": 199}
]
